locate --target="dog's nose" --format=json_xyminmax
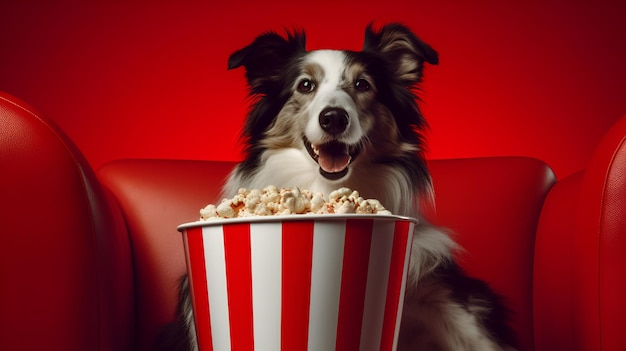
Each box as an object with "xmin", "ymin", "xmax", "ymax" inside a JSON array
[{"xmin": 319, "ymin": 108, "xmax": 349, "ymax": 135}]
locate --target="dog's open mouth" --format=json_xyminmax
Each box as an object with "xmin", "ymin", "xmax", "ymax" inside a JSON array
[{"xmin": 305, "ymin": 138, "xmax": 360, "ymax": 180}]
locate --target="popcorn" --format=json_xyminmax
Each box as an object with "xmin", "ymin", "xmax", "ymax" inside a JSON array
[{"xmin": 199, "ymin": 186, "xmax": 392, "ymax": 220}]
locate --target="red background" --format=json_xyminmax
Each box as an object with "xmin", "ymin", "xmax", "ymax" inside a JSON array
[{"xmin": 0, "ymin": 0, "xmax": 624, "ymax": 179}]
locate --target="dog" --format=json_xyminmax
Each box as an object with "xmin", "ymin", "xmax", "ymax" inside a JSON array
[{"xmin": 162, "ymin": 23, "xmax": 517, "ymax": 351}]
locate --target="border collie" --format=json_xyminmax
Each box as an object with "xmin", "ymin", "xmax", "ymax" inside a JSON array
[{"xmin": 166, "ymin": 23, "xmax": 517, "ymax": 351}]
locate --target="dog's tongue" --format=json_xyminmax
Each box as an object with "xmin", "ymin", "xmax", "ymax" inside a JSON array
[{"xmin": 317, "ymin": 142, "xmax": 351, "ymax": 173}]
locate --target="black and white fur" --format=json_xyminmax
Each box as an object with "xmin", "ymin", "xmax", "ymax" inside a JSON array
[{"xmin": 167, "ymin": 23, "xmax": 517, "ymax": 351}]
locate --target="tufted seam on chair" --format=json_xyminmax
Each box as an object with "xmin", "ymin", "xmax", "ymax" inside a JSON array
[
  {"xmin": 598, "ymin": 135, "xmax": 626, "ymax": 350},
  {"xmin": 599, "ymin": 137, "xmax": 626, "ymax": 239}
]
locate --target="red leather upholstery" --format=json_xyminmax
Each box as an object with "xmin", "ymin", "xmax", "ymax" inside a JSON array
[
  {"xmin": 428, "ymin": 157, "xmax": 556, "ymax": 351},
  {"xmin": 0, "ymin": 92, "xmax": 134, "ymax": 350},
  {"xmin": 534, "ymin": 171, "xmax": 582, "ymax": 351},
  {"xmin": 574, "ymin": 115, "xmax": 626, "ymax": 350},
  {"xmin": 534, "ymin": 115, "xmax": 626, "ymax": 351},
  {"xmin": 1, "ymin": 90, "xmax": 625, "ymax": 351},
  {"xmin": 97, "ymin": 159, "xmax": 234, "ymax": 350}
]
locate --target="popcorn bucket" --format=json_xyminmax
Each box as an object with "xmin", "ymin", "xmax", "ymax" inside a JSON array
[{"xmin": 177, "ymin": 214, "xmax": 417, "ymax": 351}]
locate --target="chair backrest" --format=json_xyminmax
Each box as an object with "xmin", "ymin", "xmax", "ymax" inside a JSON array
[
  {"xmin": 0, "ymin": 92, "xmax": 134, "ymax": 351},
  {"xmin": 99, "ymin": 156, "xmax": 555, "ymax": 351}
]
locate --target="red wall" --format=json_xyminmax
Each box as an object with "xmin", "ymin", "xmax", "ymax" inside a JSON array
[{"xmin": 0, "ymin": 0, "xmax": 624, "ymax": 179}]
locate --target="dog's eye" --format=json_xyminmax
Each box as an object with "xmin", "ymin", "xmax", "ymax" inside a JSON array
[
  {"xmin": 297, "ymin": 79, "xmax": 316, "ymax": 93},
  {"xmin": 355, "ymin": 78, "xmax": 371, "ymax": 92}
]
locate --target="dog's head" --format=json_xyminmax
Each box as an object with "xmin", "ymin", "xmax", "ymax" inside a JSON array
[{"xmin": 228, "ymin": 23, "xmax": 438, "ymax": 186}]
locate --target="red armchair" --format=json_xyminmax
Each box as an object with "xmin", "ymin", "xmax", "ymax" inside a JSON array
[{"xmin": 1, "ymin": 91, "xmax": 624, "ymax": 350}]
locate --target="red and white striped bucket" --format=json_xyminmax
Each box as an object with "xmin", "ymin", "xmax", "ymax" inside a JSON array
[{"xmin": 177, "ymin": 214, "xmax": 417, "ymax": 351}]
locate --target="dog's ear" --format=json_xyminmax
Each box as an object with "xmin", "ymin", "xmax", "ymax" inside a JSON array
[
  {"xmin": 363, "ymin": 23, "xmax": 438, "ymax": 85},
  {"xmin": 228, "ymin": 30, "xmax": 306, "ymax": 92}
]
